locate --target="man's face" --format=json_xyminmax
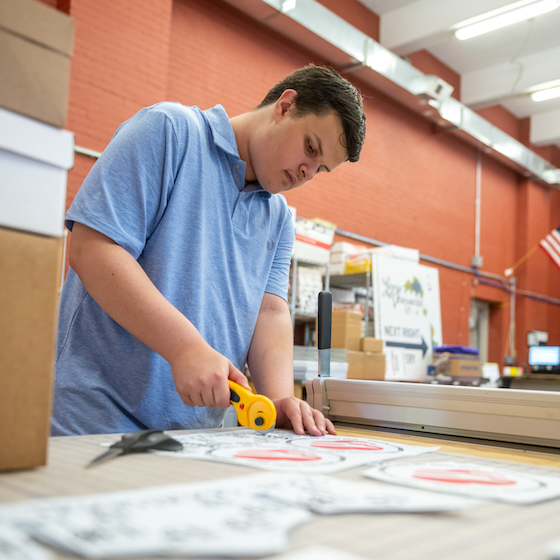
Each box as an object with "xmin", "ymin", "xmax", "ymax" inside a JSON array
[{"xmin": 249, "ymin": 95, "xmax": 348, "ymax": 194}]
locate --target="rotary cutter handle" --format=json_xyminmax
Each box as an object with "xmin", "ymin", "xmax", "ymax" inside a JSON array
[{"xmin": 228, "ymin": 380, "xmax": 277, "ymax": 432}]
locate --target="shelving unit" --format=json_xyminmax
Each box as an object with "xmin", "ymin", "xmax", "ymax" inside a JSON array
[
  {"xmin": 289, "ymin": 255, "xmax": 330, "ymax": 323},
  {"xmin": 329, "ymin": 268, "xmax": 373, "ymax": 336},
  {"xmin": 289, "ymin": 256, "xmax": 330, "ymax": 346}
]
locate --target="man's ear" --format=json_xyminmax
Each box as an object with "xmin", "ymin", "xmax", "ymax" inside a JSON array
[{"xmin": 273, "ymin": 89, "xmax": 298, "ymax": 119}]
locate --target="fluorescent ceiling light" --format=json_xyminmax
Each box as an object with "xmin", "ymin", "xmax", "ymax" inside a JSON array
[
  {"xmin": 455, "ymin": 0, "xmax": 560, "ymax": 40},
  {"xmin": 527, "ymin": 78, "xmax": 560, "ymax": 93},
  {"xmin": 531, "ymin": 86, "xmax": 560, "ymax": 101}
]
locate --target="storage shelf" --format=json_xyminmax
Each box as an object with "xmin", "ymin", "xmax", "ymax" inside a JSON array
[{"xmin": 329, "ymin": 272, "xmax": 369, "ymax": 289}]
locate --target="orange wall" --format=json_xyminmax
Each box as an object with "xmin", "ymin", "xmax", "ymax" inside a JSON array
[{"xmin": 44, "ymin": 0, "xmax": 560, "ymax": 368}]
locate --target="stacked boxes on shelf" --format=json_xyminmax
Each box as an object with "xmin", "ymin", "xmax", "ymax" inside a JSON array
[
  {"xmin": 331, "ymin": 309, "xmax": 362, "ymax": 351},
  {"xmin": 346, "ymin": 337, "xmax": 387, "ymax": 381},
  {"xmin": 0, "ymin": 0, "xmax": 74, "ymax": 472},
  {"xmin": 329, "ymin": 242, "xmax": 360, "ymax": 276},
  {"xmin": 431, "ymin": 349, "xmax": 482, "ymax": 382},
  {"xmin": 327, "ymin": 310, "xmax": 386, "ymax": 380},
  {"xmin": 293, "ymin": 218, "xmax": 336, "ymax": 264},
  {"xmin": 294, "ymin": 267, "xmax": 324, "ymax": 316}
]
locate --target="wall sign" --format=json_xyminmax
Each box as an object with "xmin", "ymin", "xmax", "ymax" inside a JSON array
[{"xmin": 372, "ymin": 254, "xmax": 442, "ymax": 381}]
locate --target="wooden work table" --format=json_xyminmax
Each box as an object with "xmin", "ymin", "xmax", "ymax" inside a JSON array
[{"xmin": 1, "ymin": 425, "xmax": 559, "ymax": 560}]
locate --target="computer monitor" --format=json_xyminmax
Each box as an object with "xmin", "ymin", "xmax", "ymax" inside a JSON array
[{"xmin": 528, "ymin": 346, "xmax": 560, "ymax": 367}]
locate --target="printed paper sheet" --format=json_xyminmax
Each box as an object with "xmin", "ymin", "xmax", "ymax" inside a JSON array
[
  {"xmin": 256, "ymin": 473, "xmax": 472, "ymax": 514},
  {"xmin": 0, "ymin": 471, "xmax": 471, "ymax": 559},
  {"xmin": 0, "ymin": 474, "xmax": 310, "ymax": 558},
  {"xmin": 364, "ymin": 461, "xmax": 560, "ymax": 504},
  {"xmin": 155, "ymin": 429, "xmax": 439, "ymax": 473}
]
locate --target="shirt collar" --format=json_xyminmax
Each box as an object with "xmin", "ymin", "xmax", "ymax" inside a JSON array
[
  {"xmin": 202, "ymin": 104, "xmax": 240, "ymax": 159},
  {"xmin": 243, "ymin": 182, "xmax": 265, "ymax": 193},
  {"xmin": 202, "ymin": 105, "xmax": 269, "ymax": 197}
]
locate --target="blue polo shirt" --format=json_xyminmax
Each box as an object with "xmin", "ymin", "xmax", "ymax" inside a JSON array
[{"xmin": 52, "ymin": 103, "xmax": 294, "ymax": 435}]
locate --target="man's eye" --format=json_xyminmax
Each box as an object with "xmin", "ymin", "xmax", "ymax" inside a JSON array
[{"xmin": 307, "ymin": 142, "xmax": 314, "ymax": 154}]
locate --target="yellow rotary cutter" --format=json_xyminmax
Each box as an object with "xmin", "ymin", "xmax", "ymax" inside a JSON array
[{"xmin": 228, "ymin": 380, "xmax": 277, "ymax": 432}]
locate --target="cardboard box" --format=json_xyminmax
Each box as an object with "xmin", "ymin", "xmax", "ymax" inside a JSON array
[
  {"xmin": 360, "ymin": 337, "xmax": 384, "ymax": 353},
  {"xmin": 0, "ymin": 0, "xmax": 74, "ymax": 127},
  {"xmin": 344, "ymin": 257, "xmax": 371, "ymax": 274},
  {"xmin": 331, "ymin": 310, "xmax": 362, "ymax": 351},
  {"xmin": 293, "ymin": 219, "xmax": 335, "ymax": 264},
  {"xmin": 0, "ymin": 107, "xmax": 74, "ymax": 237},
  {"xmin": 432, "ymin": 352, "xmax": 482, "ymax": 380},
  {"xmin": 0, "ymin": 228, "xmax": 64, "ymax": 472},
  {"xmin": 346, "ymin": 351, "xmax": 386, "ymax": 380}
]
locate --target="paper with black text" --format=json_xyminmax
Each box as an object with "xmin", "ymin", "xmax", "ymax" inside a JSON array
[
  {"xmin": 0, "ymin": 473, "xmax": 310, "ymax": 558},
  {"xmin": 155, "ymin": 428, "xmax": 439, "ymax": 473}
]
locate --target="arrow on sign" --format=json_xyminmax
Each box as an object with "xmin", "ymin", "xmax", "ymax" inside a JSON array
[{"xmin": 385, "ymin": 337, "xmax": 428, "ymax": 357}]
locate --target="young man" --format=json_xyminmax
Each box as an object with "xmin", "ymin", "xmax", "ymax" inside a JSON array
[{"xmin": 52, "ymin": 65, "xmax": 366, "ymax": 437}]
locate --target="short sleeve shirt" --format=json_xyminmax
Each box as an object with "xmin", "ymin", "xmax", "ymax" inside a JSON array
[{"xmin": 52, "ymin": 102, "xmax": 294, "ymax": 435}]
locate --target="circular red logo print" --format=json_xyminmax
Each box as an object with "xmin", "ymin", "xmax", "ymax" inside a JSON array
[
  {"xmin": 233, "ymin": 449, "xmax": 323, "ymax": 462},
  {"xmin": 309, "ymin": 440, "xmax": 384, "ymax": 451},
  {"xmin": 412, "ymin": 468, "xmax": 516, "ymax": 485}
]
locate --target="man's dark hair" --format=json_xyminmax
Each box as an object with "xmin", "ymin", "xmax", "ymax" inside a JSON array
[{"xmin": 257, "ymin": 64, "xmax": 366, "ymax": 162}]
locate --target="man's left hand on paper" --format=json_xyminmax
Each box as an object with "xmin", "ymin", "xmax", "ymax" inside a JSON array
[{"xmin": 273, "ymin": 396, "xmax": 336, "ymax": 436}]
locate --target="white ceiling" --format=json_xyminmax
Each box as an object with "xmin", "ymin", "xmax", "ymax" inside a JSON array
[{"xmin": 357, "ymin": 0, "xmax": 560, "ymax": 148}]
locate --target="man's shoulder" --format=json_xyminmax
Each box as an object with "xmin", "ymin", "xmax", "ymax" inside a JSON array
[
  {"xmin": 142, "ymin": 102, "xmax": 203, "ymax": 126},
  {"xmin": 141, "ymin": 103, "xmax": 231, "ymax": 144}
]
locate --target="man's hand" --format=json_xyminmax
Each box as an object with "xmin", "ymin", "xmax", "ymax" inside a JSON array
[
  {"xmin": 273, "ymin": 396, "xmax": 336, "ymax": 436},
  {"xmin": 170, "ymin": 341, "xmax": 251, "ymax": 409}
]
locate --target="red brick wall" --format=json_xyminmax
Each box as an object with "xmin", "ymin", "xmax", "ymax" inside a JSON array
[
  {"xmin": 57, "ymin": 0, "xmax": 559, "ymax": 367},
  {"xmin": 64, "ymin": 0, "xmax": 173, "ymax": 205},
  {"xmin": 317, "ymin": 0, "xmax": 380, "ymax": 40}
]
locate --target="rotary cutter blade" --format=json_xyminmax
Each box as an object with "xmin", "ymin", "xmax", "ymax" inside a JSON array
[{"xmin": 228, "ymin": 380, "xmax": 277, "ymax": 433}]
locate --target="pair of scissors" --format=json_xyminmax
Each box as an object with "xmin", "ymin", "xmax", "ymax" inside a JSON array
[
  {"xmin": 228, "ymin": 380, "xmax": 276, "ymax": 433},
  {"xmin": 86, "ymin": 429, "xmax": 183, "ymax": 468}
]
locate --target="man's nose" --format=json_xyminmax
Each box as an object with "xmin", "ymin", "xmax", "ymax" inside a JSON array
[{"xmin": 300, "ymin": 162, "xmax": 319, "ymax": 181}]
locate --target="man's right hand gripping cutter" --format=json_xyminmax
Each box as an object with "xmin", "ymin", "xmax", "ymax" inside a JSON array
[{"xmin": 228, "ymin": 380, "xmax": 277, "ymax": 432}]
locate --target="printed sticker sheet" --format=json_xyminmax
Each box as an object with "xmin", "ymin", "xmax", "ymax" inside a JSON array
[
  {"xmin": 0, "ymin": 474, "xmax": 310, "ymax": 558},
  {"xmin": 364, "ymin": 461, "xmax": 560, "ymax": 504},
  {"xmin": 0, "ymin": 524, "xmax": 53, "ymax": 560},
  {"xmin": 155, "ymin": 429, "xmax": 439, "ymax": 473},
  {"xmin": 0, "ymin": 472, "xmax": 471, "ymax": 559},
  {"xmin": 256, "ymin": 473, "xmax": 472, "ymax": 514}
]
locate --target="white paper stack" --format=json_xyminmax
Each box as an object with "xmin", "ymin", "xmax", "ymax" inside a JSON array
[{"xmin": 295, "ymin": 267, "xmax": 324, "ymax": 315}]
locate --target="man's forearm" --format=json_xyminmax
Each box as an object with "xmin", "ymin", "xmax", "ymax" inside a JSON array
[{"xmin": 247, "ymin": 293, "xmax": 294, "ymax": 399}]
